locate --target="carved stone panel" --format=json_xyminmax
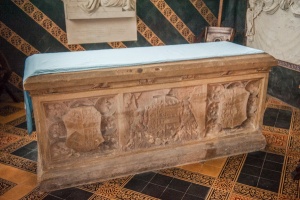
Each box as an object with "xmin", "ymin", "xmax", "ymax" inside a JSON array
[
  {"xmin": 121, "ymin": 85, "xmax": 207, "ymax": 151},
  {"xmin": 206, "ymin": 80, "xmax": 261, "ymax": 136},
  {"xmin": 43, "ymin": 95, "xmax": 119, "ymax": 162},
  {"xmin": 42, "ymin": 80, "xmax": 261, "ymax": 164}
]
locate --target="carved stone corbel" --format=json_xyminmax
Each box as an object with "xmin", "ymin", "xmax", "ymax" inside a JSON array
[
  {"xmin": 79, "ymin": 0, "xmax": 136, "ymax": 14},
  {"xmin": 263, "ymin": 0, "xmax": 281, "ymax": 14},
  {"xmin": 246, "ymin": 0, "xmax": 263, "ymax": 41},
  {"xmin": 280, "ymin": 0, "xmax": 293, "ymax": 10},
  {"xmin": 291, "ymin": 0, "xmax": 300, "ymax": 17}
]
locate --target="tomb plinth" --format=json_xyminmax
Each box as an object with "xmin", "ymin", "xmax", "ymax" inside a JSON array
[{"xmin": 23, "ymin": 42, "xmax": 277, "ymax": 191}]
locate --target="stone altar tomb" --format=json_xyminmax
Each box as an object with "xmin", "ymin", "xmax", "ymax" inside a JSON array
[{"xmin": 23, "ymin": 42, "xmax": 277, "ymax": 191}]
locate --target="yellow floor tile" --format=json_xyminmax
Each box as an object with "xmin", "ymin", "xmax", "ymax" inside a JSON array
[
  {"xmin": 0, "ymin": 102, "xmax": 25, "ymax": 109},
  {"xmin": 21, "ymin": 174, "xmax": 38, "ymax": 187},
  {"xmin": 178, "ymin": 163, "xmax": 203, "ymax": 174},
  {"xmin": 198, "ymin": 164, "xmax": 222, "ymax": 177},
  {"xmin": 1, "ymin": 184, "xmax": 36, "ymax": 200},
  {"xmin": 0, "ymin": 165, "xmax": 21, "ymax": 180},
  {"xmin": 0, "ymin": 196, "xmax": 10, "ymax": 200},
  {"xmin": 0, "ymin": 102, "xmax": 25, "ymax": 124},
  {"xmin": 0, "ymin": 163, "xmax": 37, "ymax": 186},
  {"xmin": 0, "ymin": 110, "xmax": 26, "ymax": 124},
  {"xmin": 203, "ymin": 157, "xmax": 227, "ymax": 168}
]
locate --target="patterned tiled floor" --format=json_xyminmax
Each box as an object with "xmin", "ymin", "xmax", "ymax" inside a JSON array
[{"xmin": 0, "ymin": 96, "xmax": 299, "ymax": 200}]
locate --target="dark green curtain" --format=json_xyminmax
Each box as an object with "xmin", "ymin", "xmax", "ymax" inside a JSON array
[{"xmin": 222, "ymin": 0, "xmax": 248, "ymax": 44}]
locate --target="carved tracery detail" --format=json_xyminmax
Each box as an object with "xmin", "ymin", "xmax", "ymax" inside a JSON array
[{"xmin": 247, "ymin": 0, "xmax": 300, "ymax": 41}]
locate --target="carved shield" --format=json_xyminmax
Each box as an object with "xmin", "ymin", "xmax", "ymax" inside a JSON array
[
  {"xmin": 218, "ymin": 87, "xmax": 250, "ymax": 129},
  {"xmin": 63, "ymin": 106, "xmax": 104, "ymax": 152}
]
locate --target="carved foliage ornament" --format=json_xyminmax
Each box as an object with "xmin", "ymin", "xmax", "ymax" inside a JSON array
[
  {"xmin": 246, "ymin": 0, "xmax": 300, "ymax": 41},
  {"xmin": 79, "ymin": 0, "xmax": 136, "ymax": 13},
  {"xmin": 249, "ymin": 0, "xmax": 298, "ymax": 14}
]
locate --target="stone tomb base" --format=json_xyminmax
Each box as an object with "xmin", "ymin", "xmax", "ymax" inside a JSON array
[
  {"xmin": 40, "ymin": 130, "xmax": 265, "ymax": 190},
  {"xmin": 24, "ymin": 52, "xmax": 276, "ymax": 191}
]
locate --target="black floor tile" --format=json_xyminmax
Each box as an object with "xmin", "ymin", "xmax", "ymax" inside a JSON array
[
  {"xmin": 43, "ymin": 195, "xmax": 64, "ymax": 200},
  {"xmin": 150, "ymin": 174, "xmax": 173, "ymax": 187},
  {"xmin": 182, "ymin": 194, "xmax": 204, "ymax": 200},
  {"xmin": 168, "ymin": 178, "xmax": 191, "ymax": 193},
  {"xmin": 22, "ymin": 150, "xmax": 38, "ymax": 162},
  {"xmin": 263, "ymin": 108, "xmax": 279, "ymax": 126},
  {"xmin": 12, "ymin": 141, "xmax": 38, "ymax": 158},
  {"xmin": 15, "ymin": 121, "xmax": 27, "ymax": 130},
  {"xmin": 16, "ymin": 121, "xmax": 27, "ymax": 129},
  {"xmin": 275, "ymin": 109, "xmax": 292, "ymax": 129},
  {"xmin": 264, "ymin": 108, "xmax": 279, "ymax": 116},
  {"xmin": 134, "ymin": 171, "xmax": 156, "ymax": 182},
  {"xmin": 11, "ymin": 147, "xmax": 31, "ymax": 157},
  {"xmin": 277, "ymin": 109, "xmax": 292, "ymax": 117},
  {"xmin": 247, "ymin": 151, "xmax": 266, "ymax": 160},
  {"xmin": 124, "ymin": 178, "xmax": 148, "ymax": 192},
  {"xmin": 240, "ymin": 164, "xmax": 261, "ymax": 177},
  {"xmin": 141, "ymin": 183, "xmax": 165, "ymax": 198},
  {"xmin": 244, "ymin": 156, "xmax": 264, "ymax": 168},
  {"xmin": 266, "ymin": 153, "xmax": 284, "ymax": 164},
  {"xmin": 263, "ymin": 118, "xmax": 277, "ymax": 127},
  {"xmin": 160, "ymin": 188, "xmax": 184, "ymax": 200},
  {"xmin": 257, "ymin": 178, "xmax": 279, "ymax": 193},
  {"xmin": 263, "ymin": 160, "xmax": 283, "ymax": 172},
  {"xmin": 16, "ymin": 120, "xmax": 36, "ymax": 131},
  {"xmin": 65, "ymin": 188, "xmax": 93, "ymax": 200},
  {"xmin": 186, "ymin": 183, "xmax": 209, "ymax": 199},
  {"xmin": 24, "ymin": 141, "xmax": 38, "ymax": 150},
  {"xmin": 260, "ymin": 169, "xmax": 281, "ymax": 182},
  {"xmin": 237, "ymin": 173, "xmax": 259, "ymax": 187},
  {"xmin": 275, "ymin": 121, "xmax": 291, "ymax": 129},
  {"xmin": 50, "ymin": 187, "xmax": 79, "ymax": 199},
  {"xmin": 275, "ymin": 119, "xmax": 291, "ymax": 129}
]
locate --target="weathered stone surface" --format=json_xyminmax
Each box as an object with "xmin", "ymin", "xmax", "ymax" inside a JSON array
[{"xmin": 24, "ymin": 53, "xmax": 276, "ymax": 191}]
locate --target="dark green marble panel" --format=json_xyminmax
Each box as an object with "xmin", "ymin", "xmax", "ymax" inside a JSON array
[
  {"xmin": 30, "ymin": 0, "xmax": 66, "ymax": 31},
  {"xmin": 123, "ymin": 33, "xmax": 153, "ymax": 48},
  {"xmin": 0, "ymin": 0, "xmax": 68, "ymax": 53},
  {"xmin": 29, "ymin": 0, "xmax": 112, "ymax": 50},
  {"xmin": 164, "ymin": 0, "xmax": 218, "ymax": 36},
  {"xmin": 203, "ymin": 0, "xmax": 220, "ymax": 16},
  {"xmin": 81, "ymin": 43, "xmax": 112, "ymax": 50},
  {"xmin": 222, "ymin": 0, "xmax": 247, "ymax": 44},
  {"xmin": 268, "ymin": 66, "xmax": 300, "ymax": 108},
  {"xmin": 0, "ymin": 37, "xmax": 27, "ymax": 77},
  {"xmin": 137, "ymin": 1, "xmax": 188, "ymax": 45}
]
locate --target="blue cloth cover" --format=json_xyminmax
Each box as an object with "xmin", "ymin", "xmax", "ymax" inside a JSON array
[{"xmin": 23, "ymin": 42, "xmax": 264, "ymax": 134}]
